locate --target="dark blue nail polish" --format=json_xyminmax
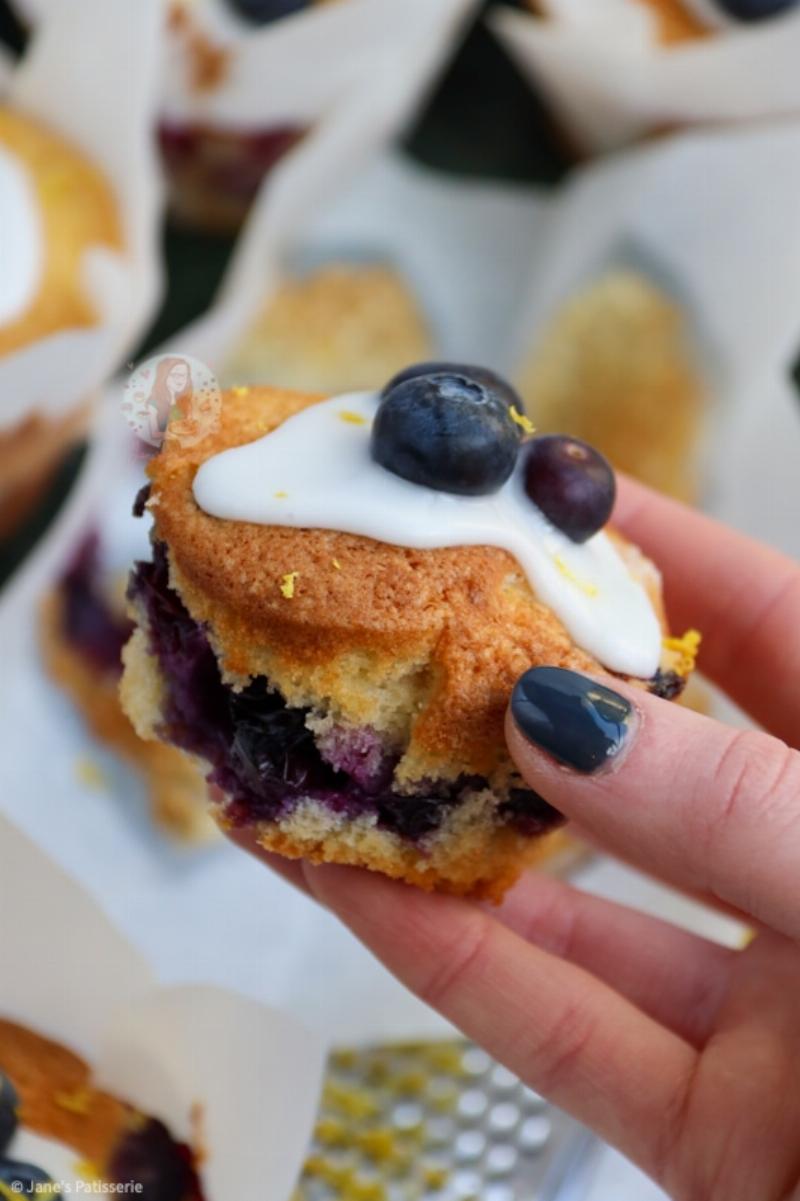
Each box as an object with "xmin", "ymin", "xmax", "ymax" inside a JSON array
[{"xmin": 511, "ymin": 667, "xmax": 633, "ymax": 774}]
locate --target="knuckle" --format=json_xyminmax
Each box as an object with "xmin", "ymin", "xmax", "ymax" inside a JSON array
[
  {"xmin": 517, "ymin": 998, "xmax": 598, "ymax": 1097},
  {"xmin": 417, "ymin": 914, "xmax": 493, "ymax": 1010},
  {"xmin": 703, "ymin": 730, "xmax": 800, "ymax": 854}
]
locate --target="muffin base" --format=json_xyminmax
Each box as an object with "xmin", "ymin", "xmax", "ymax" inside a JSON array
[{"xmin": 40, "ymin": 586, "xmax": 213, "ymax": 844}]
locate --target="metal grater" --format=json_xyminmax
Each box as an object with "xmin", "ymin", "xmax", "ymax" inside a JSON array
[{"xmin": 295, "ymin": 1039, "xmax": 601, "ymax": 1201}]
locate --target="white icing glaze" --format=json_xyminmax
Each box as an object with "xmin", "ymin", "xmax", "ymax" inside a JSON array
[
  {"xmin": 7, "ymin": 1128, "xmax": 83, "ymax": 1189},
  {"xmin": 0, "ymin": 146, "xmax": 43, "ymax": 327},
  {"xmin": 193, "ymin": 392, "xmax": 663, "ymax": 678}
]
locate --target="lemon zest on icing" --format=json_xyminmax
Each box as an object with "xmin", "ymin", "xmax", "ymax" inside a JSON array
[
  {"xmin": 662, "ymin": 628, "xmax": 702, "ymax": 676},
  {"xmin": 338, "ymin": 409, "xmax": 368, "ymax": 426},
  {"xmin": 553, "ymin": 555, "xmax": 599, "ymax": 598},
  {"xmin": 509, "ymin": 405, "xmax": 535, "ymax": 435},
  {"xmin": 274, "ymin": 490, "xmax": 288, "ymax": 499},
  {"xmin": 280, "ymin": 572, "xmax": 299, "ymax": 599}
]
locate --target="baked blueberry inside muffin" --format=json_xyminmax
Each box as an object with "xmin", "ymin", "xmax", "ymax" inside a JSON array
[{"xmin": 121, "ymin": 369, "xmax": 696, "ymax": 899}]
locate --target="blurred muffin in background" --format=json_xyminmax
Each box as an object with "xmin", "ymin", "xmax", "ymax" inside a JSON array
[
  {"xmin": 39, "ymin": 534, "xmax": 214, "ymax": 843},
  {"xmin": 223, "ymin": 263, "xmax": 433, "ymax": 393},
  {"xmin": 0, "ymin": 106, "xmax": 122, "ymax": 538},
  {"xmin": 516, "ymin": 270, "xmax": 705, "ymax": 502}
]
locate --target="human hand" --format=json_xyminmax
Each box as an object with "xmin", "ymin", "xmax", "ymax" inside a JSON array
[{"xmin": 238, "ymin": 478, "xmax": 800, "ymax": 1201}]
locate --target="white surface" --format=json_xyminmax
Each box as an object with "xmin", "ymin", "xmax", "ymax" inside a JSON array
[
  {"xmin": 195, "ymin": 390, "xmax": 662, "ymax": 677},
  {"xmin": 0, "ymin": 146, "xmax": 41, "ymax": 324}
]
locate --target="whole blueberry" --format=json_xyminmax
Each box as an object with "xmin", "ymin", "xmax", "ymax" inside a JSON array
[
  {"xmin": 372, "ymin": 373, "xmax": 520, "ymax": 496},
  {"xmin": 0, "ymin": 1075, "xmax": 18, "ymax": 1155},
  {"xmin": 523, "ymin": 435, "xmax": 615, "ymax": 543},
  {"xmin": 228, "ymin": 0, "xmax": 309, "ymax": 25},
  {"xmin": 382, "ymin": 362, "xmax": 523, "ymax": 412},
  {"xmin": 0, "ymin": 1159, "xmax": 54, "ymax": 1191},
  {"xmin": 716, "ymin": 0, "xmax": 798, "ymax": 18}
]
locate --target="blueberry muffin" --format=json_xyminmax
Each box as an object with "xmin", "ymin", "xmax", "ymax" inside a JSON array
[
  {"xmin": 516, "ymin": 271, "xmax": 704, "ymax": 503},
  {"xmin": 0, "ymin": 1020, "xmax": 204, "ymax": 1197},
  {"xmin": 223, "ymin": 265, "xmax": 433, "ymax": 395},
  {"xmin": 40, "ymin": 535, "xmax": 214, "ymax": 843},
  {"xmin": 120, "ymin": 366, "xmax": 694, "ymax": 900},
  {"xmin": 0, "ymin": 105, "xmax": 122, "ymax": 537},
  {"xmin": 161, "ymin": 0, "xmax": 341, "ymax": 231}
]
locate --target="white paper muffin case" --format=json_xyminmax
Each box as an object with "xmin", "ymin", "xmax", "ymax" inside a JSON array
[
  {"xmin": 14, "ymin": 0, "xmax": 480, "ymax": 228},
  {"xmin": 0, "ymin": 815, "xmax": 326, "ymax": 1201},
  {"xmin": 491, "ymin": 1, "xmax": 800, "ymax": 154}
]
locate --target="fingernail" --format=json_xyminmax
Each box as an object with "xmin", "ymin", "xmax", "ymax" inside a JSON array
[{"xmin": 511, "ymin": 666, "xmax": 634, "ymax": 774}]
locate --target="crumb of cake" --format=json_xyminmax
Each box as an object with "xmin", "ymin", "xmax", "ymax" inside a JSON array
[
  {"xmin": 509, "ymin": 404, "xmax": 535, "ymax": 435},
  {"xmin": 279, "ymin": 571, "xmax": 299, "ymax": 599},
  {"xmin": 170, "ymin": 2, "xmax": 232, "ymax": 93},
  {"xmin": 232, "ymin": 386, "xmax": 250, "ymax": 396},
  {"xmin": 331, "ymin": 558, "xmax": 341, "ymax": 570},
  {"xmin": 74, "ymin": 758, "xmax": 108, "ymax": 792},
  {"xmin": 662, "ymin": 627, "xmax": 702, "ymax": 676}
]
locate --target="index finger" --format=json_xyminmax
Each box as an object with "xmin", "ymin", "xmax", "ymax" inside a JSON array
[{"xmin": 614, "ymin": 477, "xmax": 800, "ymax": 747}]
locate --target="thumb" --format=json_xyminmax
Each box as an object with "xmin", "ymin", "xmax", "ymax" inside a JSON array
[{"xmin": 507, "ymin": 667, "xmax": 800, "ymax": 940}]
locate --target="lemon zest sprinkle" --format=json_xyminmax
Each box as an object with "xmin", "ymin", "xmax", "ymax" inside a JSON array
[
  {"xmin": 338, "ymin": 410, "xmax": 368, "ymax": 426},
  {"xmin": 331, "ymin": 558, "xmax": 342, "ymax": 570},
  {"xmin": 662, "ymin": 628, "xmax": 702, "ymax": 676},
  {"xmin": 274, "ymin": 490, "xmax": 288, "ymax": 499},
  {"xmin": 232, "ymin": 386, "xmax": 250, "ymax": 396},
  {"xmin": 75, "ymin": 1159, "xmax": 102, "ymax": 1182},
  {"xmin": 74, "ymin": 757, "xmax": 108, "ymax": 791},
  {"xmin": 55, "ymin": 1087, "xmax": 93, "ymax": 1116},
  {"xmin": 509, "ymin": 405, "xmax": 535, "ymax": 435},
  {"xmin": 280, "ymin": 572, "xmax": 299, "ymax": 599},
  {"xmin": 553, "ymin": 555, "xmax": 599, "ymax": 598}
]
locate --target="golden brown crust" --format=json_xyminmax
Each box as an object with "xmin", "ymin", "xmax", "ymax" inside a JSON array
[
  {"xmin": 0, "ymin": 1019, "xmax": 132, "ymax": 1168},
  {"xmin": 0, "ymin": 405, "xmax": 89, "ymax": 540},
  {"xmin": 145, "ymin": 386, "xmax": 678, "ymax": 786},
  {"xmin": 0, "ymin": 107, "xmax": 123, "ymax": 357},
  {"xmin": 40, "ymin": 591, "xmax": 213, "ymax": 843},
  {"xmin": 224, "ymin": 265, "xmax": 433, "ymax": 395}
]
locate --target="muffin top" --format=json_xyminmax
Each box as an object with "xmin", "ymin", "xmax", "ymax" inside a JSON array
[
  {"xmin": 0, "ymin": 106, "xmax": 122, "ymax": 357},
  {"xmin": 144, "ymin": 386, "xmax": 680, "ymax": 782}
]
